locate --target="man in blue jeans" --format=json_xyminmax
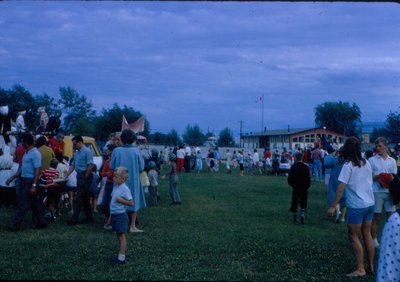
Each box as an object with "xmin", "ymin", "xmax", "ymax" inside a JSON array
[
  {"xmin": 7, "ymin": 133, "xmax": 47, "ymax": 231},
  {"xmin": 311, "ymin": 144, "xmax": 324, "ymax": 182}
]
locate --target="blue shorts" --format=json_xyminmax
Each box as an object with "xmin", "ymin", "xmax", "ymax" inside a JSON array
[
  {"xmin": 347, "ymin": 206, "xmax": 374, "ymax": 225},
  {"xmin": 111, "ymin": 212, "xmax": 128, "ymax": 234}
]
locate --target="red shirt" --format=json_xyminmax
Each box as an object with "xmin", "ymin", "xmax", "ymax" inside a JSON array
[
  {"xmin": 48, "ymin": 138, "xmax": 63, "ymax": 155},
  {"xmin": 15, "ymin": 144, "xmax": 25, "ymax": 165},
  {"xmin": 264, "ymin": 150, "xmax": 271, "ymax": 159},
  {"xmin": 101, "ymin": 159, "xmax": 114, "ymax": 184}
]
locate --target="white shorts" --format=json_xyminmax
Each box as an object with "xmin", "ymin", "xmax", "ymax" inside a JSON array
[{"xmin": 374, "ymin": 192, "xmax": 396, "ymax": 213}]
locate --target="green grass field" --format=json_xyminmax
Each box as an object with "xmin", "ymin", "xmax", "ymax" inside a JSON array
[{"xmin": 0, "ymin": 166, "xmax": 380, "ymax": 281}]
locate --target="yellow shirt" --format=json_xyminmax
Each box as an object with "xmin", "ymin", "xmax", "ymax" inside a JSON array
[{"xmin": 38, "ymin": 145, "xmax": 55, "ymax": 170}]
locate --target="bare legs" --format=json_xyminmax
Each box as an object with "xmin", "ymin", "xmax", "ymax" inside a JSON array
[
  {"xmin": 347, "ymin": 221, "xmax": 374, "ymax": 277},
  {"xmin": 128, "ymin": 211, "xmax": 143, "ymax": 232},
  {"xmin": 371, "ymin": 212, "xmax": 393, "ymax": 243}
]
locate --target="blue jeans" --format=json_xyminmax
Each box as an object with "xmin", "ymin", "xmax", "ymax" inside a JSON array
[
  {"xmin": 169, "ymin": 175, "xmax": 181, "ymax": 203},
  {"xmin": 148, "ymin": 185, "xmax": 158, "ymax": 206},
  {"xmin": 313, "ymin": 160, "xmax": 322, "ymax": 181}
]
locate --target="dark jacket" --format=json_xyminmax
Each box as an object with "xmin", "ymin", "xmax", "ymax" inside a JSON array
[{"xmin": 288, "ymin": 162, "xmax": 311, "ymax": 190}]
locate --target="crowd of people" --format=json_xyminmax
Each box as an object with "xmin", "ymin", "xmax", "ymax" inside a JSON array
[
  {"xmin": 1, "ymin": 106, "xmax": 400, "ymax": 276},
  {"xmin": 287, "ymin": 136, "xmax": 400, "ymax": 279}
]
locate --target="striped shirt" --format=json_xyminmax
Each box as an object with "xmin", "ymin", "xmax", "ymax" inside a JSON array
[{"xmin": 40, "ymin": 168, "xmax": 59, "ymax": 188}]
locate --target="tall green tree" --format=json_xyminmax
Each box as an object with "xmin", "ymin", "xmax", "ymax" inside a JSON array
[
  {"xmin": 148, "ymin": 131, "xmax": 167, "ymax": 145},
  {"xmin": 182, "ymin": 124, "xmax": 206, "ymax": 146},
  {"xmin": 385, "ymin": 109, "xmax": 400, "ymax": 143},
  {"xmin": 217, "ymin": 127, "xmax": 235, "ymax": 147},
  {"xmin": 314, "ymin": 101, "xmax": 362, "ymax": 136},
  {"xmin": 0, "ymin": 85, "xmax": 37, "ymax": 130},
  {"xmin": 58, "ymin": 86, "xmax": 96, "ymax": 134},
  {"xmin": 165, "ymin": 129, "xmax": 181, "ymax": 146},
  {"xmin": 93, "ymin": 103, "xmax": 149, "ymax": 141}
]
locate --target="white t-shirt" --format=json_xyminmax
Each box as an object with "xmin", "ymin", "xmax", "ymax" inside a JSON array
[
  {"xmin": 56, "ymin": 162, "xmax": 68, "ymax": 179},
  {"xmin": 177, "ymin": 149, "xmax": 185, "ymax": 159},
  {"xmin": 368, "ymin": 155, "xmax": 397, "ymax": 193},
  {"xmin": 253, "ymin": 152, "xmax": 260, "ymax": 163},
  {"xmin": 110, "ymin": 183, "xmax": 133, "ymax": 215},
  {"xmin": 338, "ymin": 160, "xmax": 375, "ymax": 209}
]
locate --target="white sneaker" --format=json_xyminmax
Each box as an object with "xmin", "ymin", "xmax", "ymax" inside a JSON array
[
  {"xmin": 129, "ymin": 226, "xmax": 144, "ymax": 233},
  {"xmin": 373, "ymin": 238, "xmax": 380, "ymax": 249},
  {"xmin": 103, "ymin": 223, "xmax": 112, "ymax": 230}
]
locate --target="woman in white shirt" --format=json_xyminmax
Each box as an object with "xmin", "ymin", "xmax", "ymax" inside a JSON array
[{"xmin": 327, "ymin": 137, "xmax": 375, "ymax": 277}]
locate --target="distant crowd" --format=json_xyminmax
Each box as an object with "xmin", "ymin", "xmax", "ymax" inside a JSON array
[{"xmin": 1, "ymin": 108, "xmax": 400, "ymax": 275}]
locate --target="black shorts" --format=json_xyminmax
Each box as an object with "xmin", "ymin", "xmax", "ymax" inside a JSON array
[{"xmin": 239, "ymin": 163, "xmax": 244, "ymax": 171}]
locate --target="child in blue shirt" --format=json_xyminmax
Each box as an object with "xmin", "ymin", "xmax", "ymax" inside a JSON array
[{"xmin": 108, "ymin": 167, "xmax": 133, "ymax": 264}]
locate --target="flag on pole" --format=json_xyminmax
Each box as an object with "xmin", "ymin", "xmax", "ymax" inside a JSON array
[
  {"xmin": 121, "ymin": 115, "xmax": 145, "ymax": 133},
  {"xmin": 255, "ymin": 95, "xmax": 264, "ymax": 103}
]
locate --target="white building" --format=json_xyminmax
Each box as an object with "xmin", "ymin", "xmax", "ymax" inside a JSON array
[{"xmin": 241, "ymin": 127, "xmax": 346, "ymax": 150}]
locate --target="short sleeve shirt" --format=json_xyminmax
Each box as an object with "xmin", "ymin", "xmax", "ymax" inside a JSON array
[
  {"xmin": 22, "ymin": 147, "xmax": 42, "ymax": 178},
  {"xmin": 110, "ymin": 183, "xmax": 133, "ymax": 214},
  {"xmin": 338, "ymin": 160, "xmax": 375, "ymax": 209},
  {"xmin": 368, "ymin": 155, "xmax": 397, "ymax": 193},
  {"xmin": 253, "ymin": 152, "xmax": 260, "ymax": 163},
  {"xmin": 72, "ymin": 146, "xmax": 94, "ymax": 173},
  {"xmin": 148, "ymin": 169, "xmax": 158, "ymax": 187}
]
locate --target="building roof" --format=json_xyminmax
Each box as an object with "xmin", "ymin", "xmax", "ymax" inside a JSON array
[{"xmin": 243, "ymin": 128, "xmax": 313, "ymax": 137}]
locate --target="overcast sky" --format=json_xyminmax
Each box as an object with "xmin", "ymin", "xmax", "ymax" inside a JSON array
[{"xmin": 1, "ymin": 1, "xmax": 400, "ymax": 137}]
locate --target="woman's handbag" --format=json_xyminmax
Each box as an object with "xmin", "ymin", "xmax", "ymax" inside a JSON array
[{"xmin": 140, "ymin": 171, "xmax": 150, "ymax": 187}]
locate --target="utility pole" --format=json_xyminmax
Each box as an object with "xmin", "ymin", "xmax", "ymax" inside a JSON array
[
  {"xmin": 239, "ymin": 120, "xmax": 244, "ymax": 147},
  {"xmin": 261, "ymin": 94, "xmax": 264, "ymax": 133}
]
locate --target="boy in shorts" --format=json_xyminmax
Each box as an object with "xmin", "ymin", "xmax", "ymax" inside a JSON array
[{"xmin": 108, "ymin": 167, "xmax": 133, "ymax": 264}]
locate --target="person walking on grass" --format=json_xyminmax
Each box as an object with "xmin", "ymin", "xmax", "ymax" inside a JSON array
[
  {"xmin": 327, "ymin": 137, "xmax": 375, "ymax": 277},
  {"xmin": 253, "ymin": 149, "xmax": 262, "ymax": 175},
  {"xmin": 161, "ymin": 154, "xmax": 181, "ymax": 205},
  {"xmin": 326, "ymin": 147, "xmax": 347, "ymax": 223},
  {"xmin": 108, "ymin": 167, "xmax": 133, "ymax": 265},
  {"xmin": 311, "ymin": 144, "xmax": 323, "ymax": 182},
  {"xmin": 288, "ymin": 152, "xmax": 311, "ymax": 224},
  {"xmin": 195, "ymin": 150, "xmax": 203, "ymax": 173},
  {"xmin": 100, "ymin": 144, "xmax": 117, "ymax": 230},
  {"xmin": 226, "ymin": 149, "xmax": 232, "ymax": 174},
  {"xmin": 110, "ymin": 129, "xmax": 146, "ymax": 233},
  {"xmin": 7, "ymin": 133, "xmax": 47, "ymax": 231},
  {"xmin": 237, "ymin": 150, "xmax": 244, "ymax": 176},
  {"xmin": 65, "ymin": 135, "xmax": 95, "ymax": 226},
  {"xmin": 369, "ymin": 137, "xmax": 397, "ymax": 250},
  {"xmin": 147, "ymin": 161, "xmax": 159, "ymax": 206}
]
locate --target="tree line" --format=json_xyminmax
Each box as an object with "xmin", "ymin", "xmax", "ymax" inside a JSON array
[
  {"xmin": 314, "ymin": 101, "xmax": 400, "ymax": 143},
  {"xmin": 1, "ymin": 84, "xmax": 397, "ymax": 145},
  {"xmin": 0, "ymin": 84, "xmax": 236, "ymax": 146}
]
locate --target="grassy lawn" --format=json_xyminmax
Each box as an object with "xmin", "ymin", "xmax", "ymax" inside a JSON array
[{"xmin": 0, "ymin": 166, "xmax": 380, "ymax": 281}]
